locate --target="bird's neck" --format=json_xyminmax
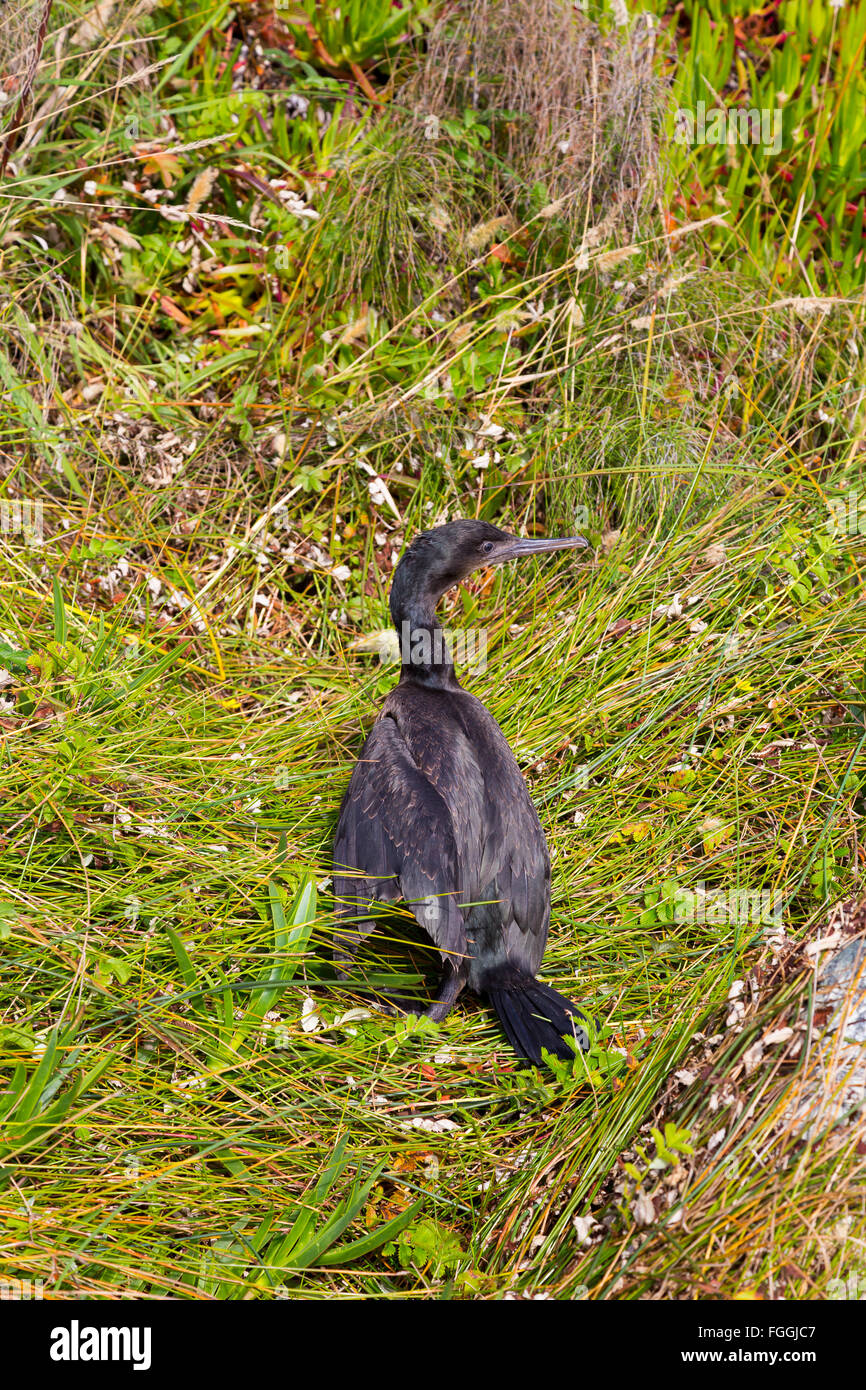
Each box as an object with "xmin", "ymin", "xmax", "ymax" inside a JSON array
[{"xmin": 390, "ymin": 593, "xmax": 462, "ymax": 690}]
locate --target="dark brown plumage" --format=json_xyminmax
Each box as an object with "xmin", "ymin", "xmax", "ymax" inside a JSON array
[{"xmin": 333, "ymin": 519, "xmax": 591, "ymax": 1064}]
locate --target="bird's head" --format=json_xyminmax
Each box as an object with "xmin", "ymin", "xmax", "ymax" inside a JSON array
[{"xmin": 390, "ymin": 519, "xmax": 589, "ymax": 619}]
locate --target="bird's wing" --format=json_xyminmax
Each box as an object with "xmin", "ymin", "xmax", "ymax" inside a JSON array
[
  {"xmin": 388, "ymin": 686, "xmax": 550, "ymax": 957},
  {"xmin": 333, "ymin": 714, "xmax": 467, "ymax": 964},
  {"xmin": 488, "ymin": 791, "xmax": 551, "ymax": 972},
  {"xmin": 454, "ymin": 694, "xmax": 551, "ymax": 969},
  {"xmin": 386, "ymin": 684, "xmax": 488, "ymax": 898}
]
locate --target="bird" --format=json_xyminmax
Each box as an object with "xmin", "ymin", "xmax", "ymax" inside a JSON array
[{"xmin": 333, "ymin": 518, "xmax": 591, "ymax": 1065}]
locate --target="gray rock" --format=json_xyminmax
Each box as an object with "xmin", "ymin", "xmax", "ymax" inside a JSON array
[{"xmin": 816, "ymin": 939, "xmax": 866, "ymax": 1045}]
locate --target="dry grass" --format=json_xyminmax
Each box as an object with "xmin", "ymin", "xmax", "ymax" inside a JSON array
[
  {"xmin": 326, "ymin": 0, "xmax": 664, "ymax": 308},
  {"xmin": 404, "ymin": 0, "xmax": 663, "ymax": 236}
]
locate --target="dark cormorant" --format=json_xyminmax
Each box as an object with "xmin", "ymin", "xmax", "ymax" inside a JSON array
[{"xmin": 333, "ymin": 519, "xmax": 591, "ymax": 1065}]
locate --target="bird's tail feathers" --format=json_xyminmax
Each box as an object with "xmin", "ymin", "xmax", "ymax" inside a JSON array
[{"xmin": 482, "ymin": 965, "xmax": 591, "ymax": 1065}]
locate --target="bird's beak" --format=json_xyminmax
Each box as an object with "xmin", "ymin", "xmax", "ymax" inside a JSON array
[{"xmin": 501, "ymin": 534, "xmax": 589, "ymax": 560}]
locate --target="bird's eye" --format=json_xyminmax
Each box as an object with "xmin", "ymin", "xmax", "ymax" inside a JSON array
[{"xmin": 479, "ymin": 541, "xmax": 494, "ymax": 555}]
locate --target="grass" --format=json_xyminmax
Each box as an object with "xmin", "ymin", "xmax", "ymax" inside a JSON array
[{"xmin": 0, "ymin": 0, "xmax": 864, "ymax": 1300}]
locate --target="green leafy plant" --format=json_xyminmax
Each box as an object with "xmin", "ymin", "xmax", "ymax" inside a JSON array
[
  {"xmin": 618, "ymin": 879, "xmax": 683, "ymax": 931},
  {"xmin": 165, "ymin": 865, "xmax": 318, "ymax": 1075},
  {"xmin": 391, "ymin": 1217, "xmax": 464, "ymax": 1278},
  {"xmin": 667, "ymin": 0, "xmax": 866, "ymax": 291},
  {"xmin": 0, "ymin": 1029, "xmax": 117, "ymax": 1185},
  {"xmin": 285, "ymin": 0, "xmax": 421, "ymax": 72},
  {"xmin": 197, "ymin": 1135, "xmax": 423, "ymax": 1295}
]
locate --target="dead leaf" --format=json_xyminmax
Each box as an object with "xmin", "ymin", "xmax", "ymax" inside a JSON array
[{"xmin": 100, "ymin": 221, "xmax": 141, "ymax": 250}]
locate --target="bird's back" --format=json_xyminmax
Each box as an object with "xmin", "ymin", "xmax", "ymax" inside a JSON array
[{"xmin": 334, "ymin": 678, "xmax": 551, "ymax": 985}]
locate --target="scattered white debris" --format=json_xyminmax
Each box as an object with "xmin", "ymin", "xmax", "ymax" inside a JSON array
[
  {"xmin": 476, "ymin": 417, "xmax": 505, "ymax": 440},
  {"xmin": 804, "ymin": 934, "xmax": 843, "ymax": 956},
  {"xmin": 633, "ymin": 1192, "xmax": 656, "ymax": 1225},
  {"xmin": 300, "ymin": 998, "xmax": 322, "ymax": 1033},
  {"xmin": 333, "ymin": 1009, "xmax": 372, "ymax": 1028},
  {"xmin": 281, "ymin": 189, "xmax": 319, "ymax": 222},
  {"xmin": 763, "ymin": 1027, "xmax": 794, "ymax": 1046},
  {"xmin": 400, "ymin": 1116, "xmax": 461, "ymax": 1133},
  {"xmin": 742, "ymin": 1040, "xmax": 764, "ymax": 1076},
  {"xmin": 572, "ymin": 1214, "xmax": 597, "ymax": 1243},
  {"xmin": 726, "ymin": 978, "xmax": 746, "ymax": 1028},
  {"xmin": 654, "ymin": 593, "xmax": 703, "ymax": 621}
]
